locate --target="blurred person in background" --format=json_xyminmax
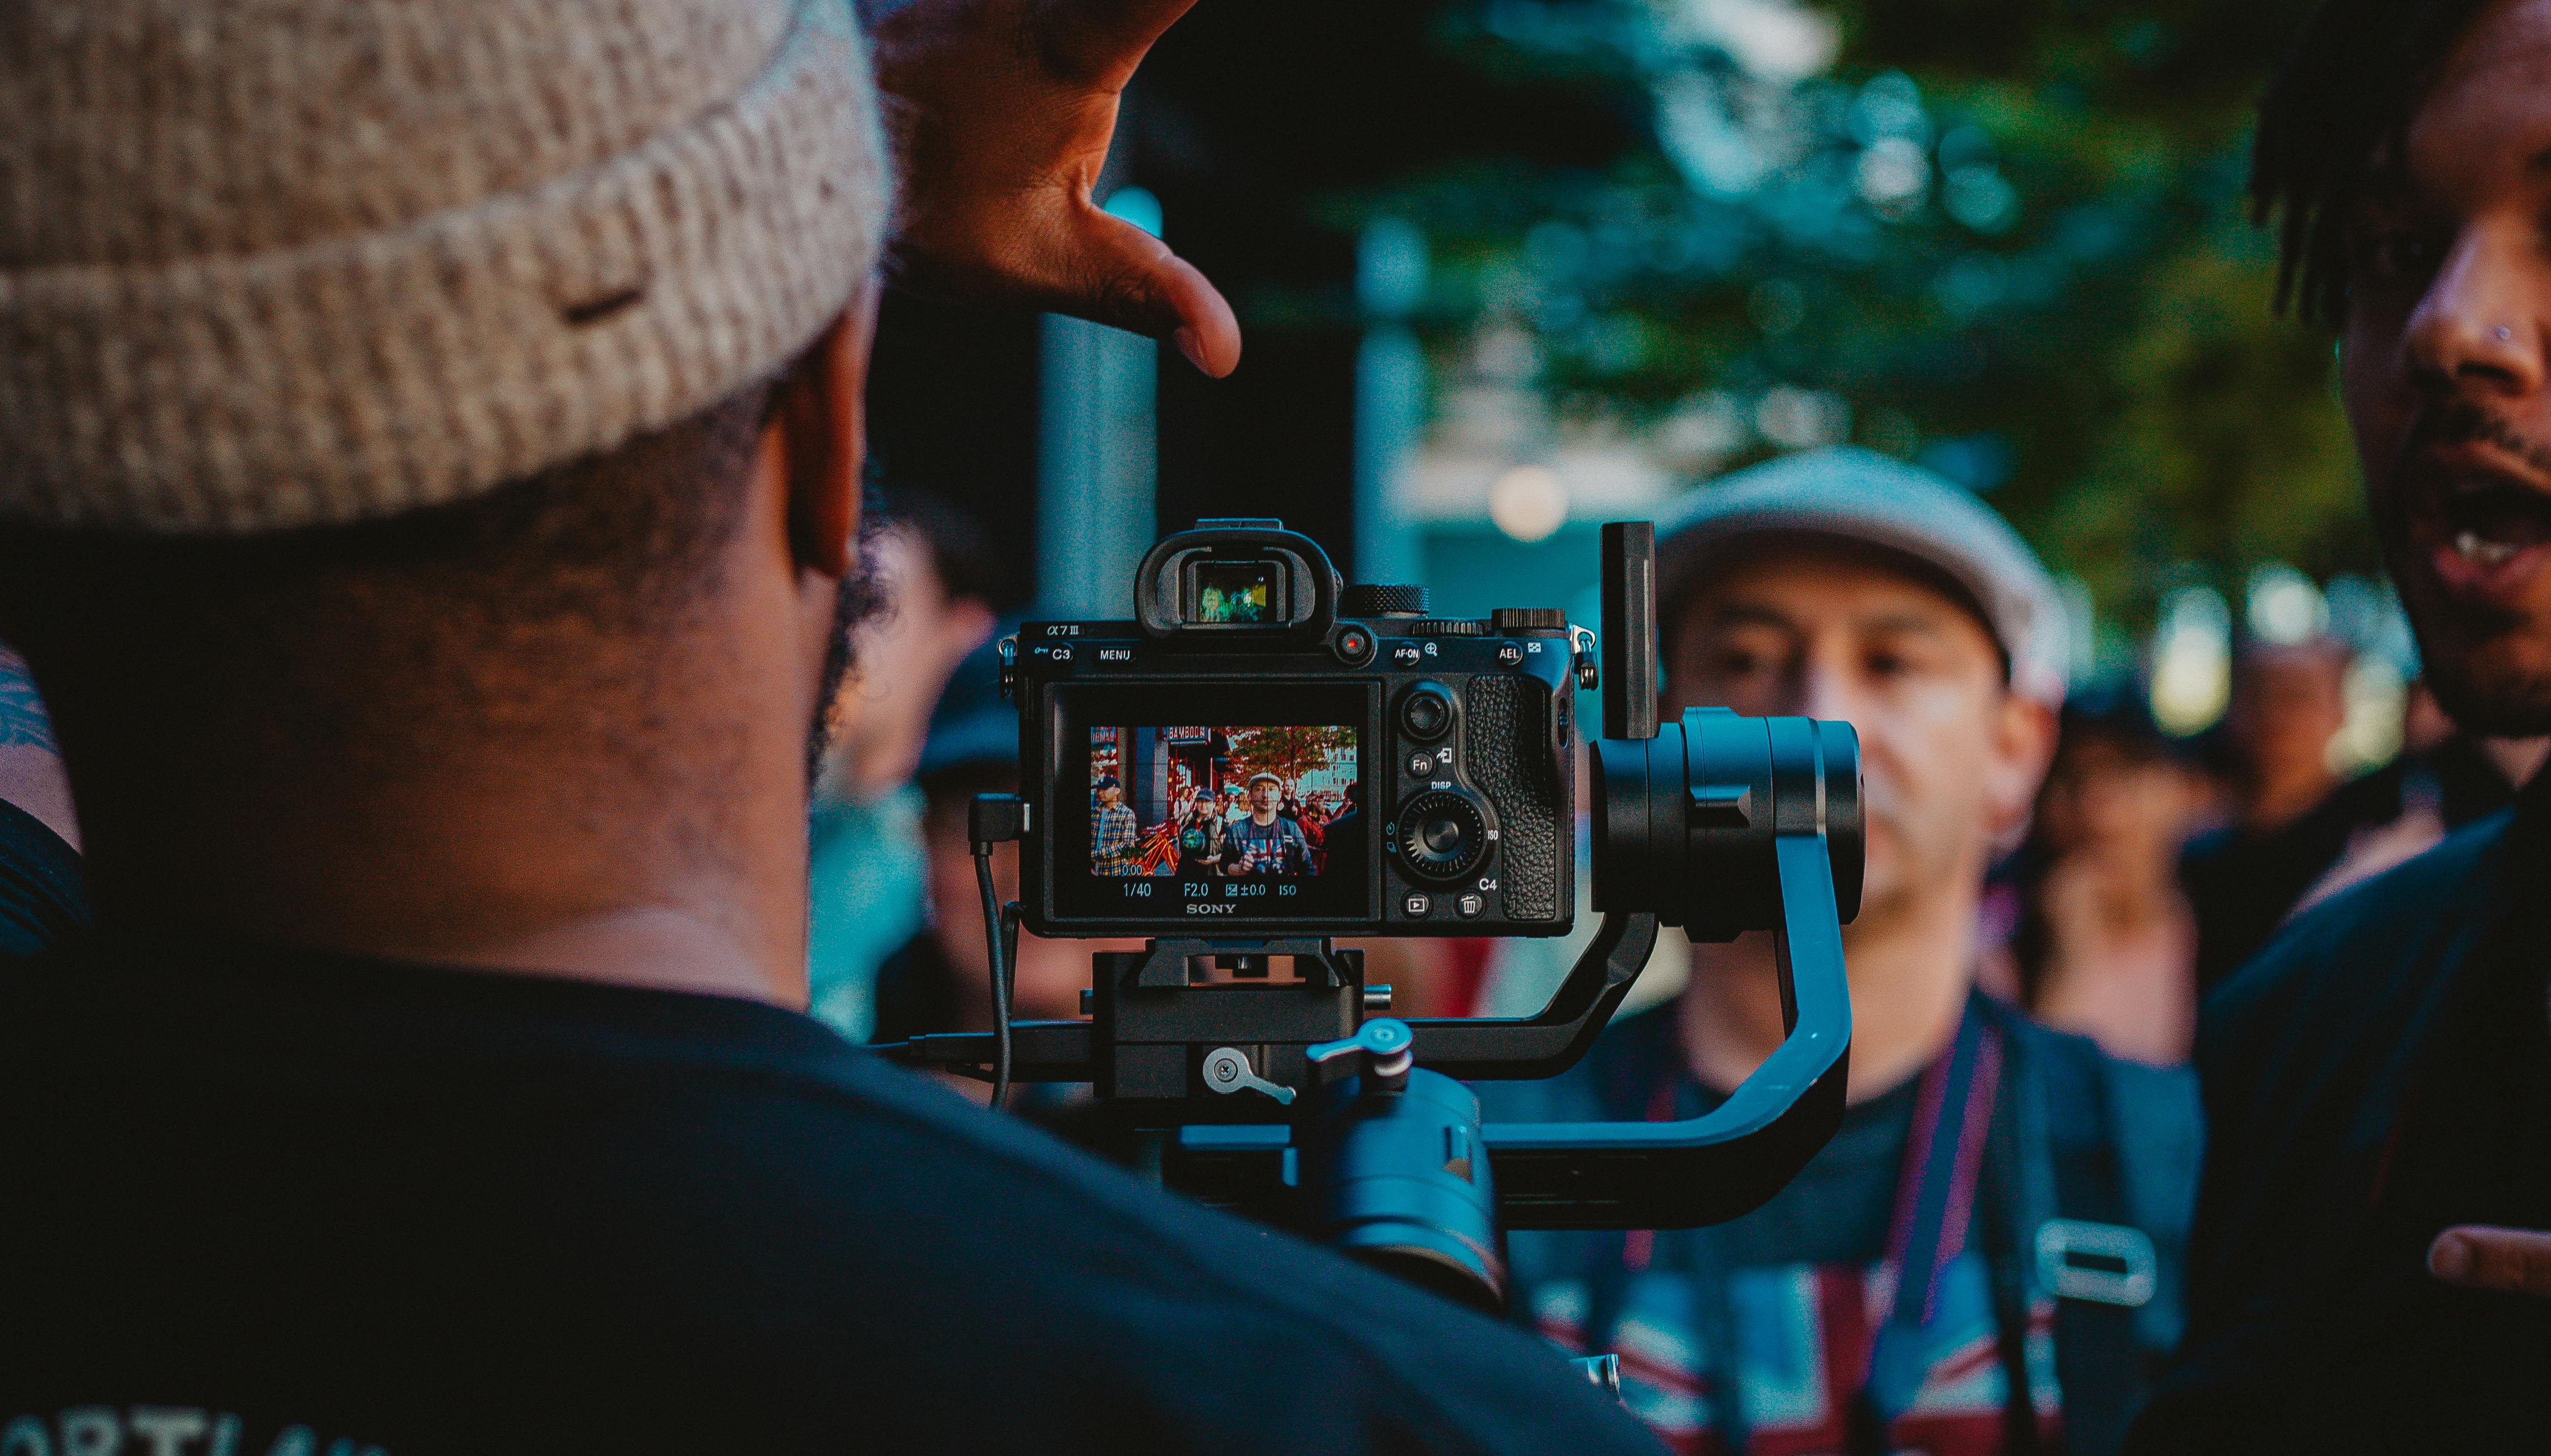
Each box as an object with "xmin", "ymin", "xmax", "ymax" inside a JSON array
[
  {"xmin": 2181, "ymin": 638, "xmax": 2544, "ymax": 993},
  {"xmin": 805, "ymin": 493, "xmax": 997, "ymax": 1037},
  {"xmin": 0, "ymin": 1, "xmax": 1661, "ymax": 1449},
  {"xmin": 2284, "ymin": 675, "xmax": 2547, "ymax": 912},
  {"xmin": 2135, "ymin": 0, "xmax": 2551, "ymax": 1443},
  {"xmin": 1484, "ymin": 448, "xmax": 2200, "ymax": 1456},
  {"xmin": 867, "ymin": 637, "xmax": 1144, "ymax": 1135},
  {"xmin": 2175, "ymin": 635, "xmax": 2352, "ymax": 991},
  {"xmin": 0, "ymin": 646, "xmax": 86, "ymax": 960},
  {"xmin": 2006, "ymin": 688, "xmax": 2210, "ymax": 1067}
]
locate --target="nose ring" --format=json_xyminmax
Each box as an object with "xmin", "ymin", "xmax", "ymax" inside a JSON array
[{"xmin": 2498, "ymin": 326, "xmax": 2515, "ymax": 342}]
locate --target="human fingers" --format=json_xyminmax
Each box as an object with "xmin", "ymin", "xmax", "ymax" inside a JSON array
[
  {"xmin": 1029, "ymin": 0, "xmax": 1206, "ymax": 89},
  {"xmin": 1054, "ymin": 209, "xmax": 1241, "ymax": 375},
  {"xmin": 2429, "ymin": 1226, "xmax": 2551, "ymax": 1297}
]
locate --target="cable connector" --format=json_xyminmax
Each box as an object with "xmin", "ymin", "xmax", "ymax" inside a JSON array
[
  {"xmin": 967, "ymin": 791, "xmax": 1030, "ymax": 1115},
  {"xmin": 969, "ymin": 793, "xmax": 1031, "ymax": 852}
]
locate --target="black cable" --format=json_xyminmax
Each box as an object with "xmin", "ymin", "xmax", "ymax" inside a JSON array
[{"xmin": 974, "ymin": 843, "xmax": 1012, "ymax": 1111}]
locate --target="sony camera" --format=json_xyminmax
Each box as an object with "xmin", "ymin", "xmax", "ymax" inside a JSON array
[
  {"xmin": 900, "ymin": 518, "xmax": 1863, "ymax": 1300},
  {"xmin": 1008, "ymin": 520, "xmax": 1592, "ymax": 939}
]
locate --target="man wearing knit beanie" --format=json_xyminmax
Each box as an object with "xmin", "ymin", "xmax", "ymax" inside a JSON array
[{"xmin": 0, "ymin": 3, "xmax": 1650, "ymax": 1452}]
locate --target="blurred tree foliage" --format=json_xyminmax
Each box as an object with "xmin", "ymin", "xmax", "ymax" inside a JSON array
[{"xmin": 1360, "ymin": 0, "xmax": 2369, "ymax": 633}]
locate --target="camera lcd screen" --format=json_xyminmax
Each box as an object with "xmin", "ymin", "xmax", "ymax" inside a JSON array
[
  {"xmin": 1053, "ymin": 684, "xmax": 1374, "ymax": 925},
  {"xmin": 1184, "ymin": 559, "xmax": 1285, "ymax": 625}
]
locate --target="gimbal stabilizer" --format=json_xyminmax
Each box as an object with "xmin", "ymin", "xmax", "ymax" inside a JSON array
[{"xmin": 888, "ymin": 523, "xmax": 1860, "ymax": 1314}]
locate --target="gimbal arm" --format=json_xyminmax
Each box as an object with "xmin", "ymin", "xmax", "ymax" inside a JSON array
[
  {"xmin": 1479, "ymin": 833, "xmax": 1850, "ymax": 1230},
  {"xmin": 1395, "ymin": 910, "xmax": 1661, "ymax": 1081}
]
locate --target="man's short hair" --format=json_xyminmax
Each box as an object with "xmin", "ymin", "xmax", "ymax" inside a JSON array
[
  {"xmin": 0, "ymin": 382, "xmax": 777, "ymax": 661},
  {"xmin": 2254, "ymin": 0, "xmax": 2493, "ymax": 326}
]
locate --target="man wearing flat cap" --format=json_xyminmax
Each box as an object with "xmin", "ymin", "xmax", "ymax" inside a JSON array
[
  {"xmin": 1228, "ymin": 771, "xmax": 1312, "ymax": 876},
  {"xmin": 0, "ymin": 2, "xmax": 1656, "ymax": 1452},
  {"xmin": 1487, "ymin": 447, "xmax": 2200, "ymax": 1456}
]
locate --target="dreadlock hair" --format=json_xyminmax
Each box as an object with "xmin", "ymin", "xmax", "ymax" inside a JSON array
[{"xmin": 2253, "ymin": 0, "xmax": 2495, "ymax": 327}]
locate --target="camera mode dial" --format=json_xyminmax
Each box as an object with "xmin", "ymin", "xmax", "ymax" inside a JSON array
[
  {"xmin": 1409, "ymin": 619, "xmax": 1489, "ymax": 637},
  {"xmin": 1396, "ymin": 791, "xmax": 1489, "ymax": 883},
  {"xmin": 1342, "ymin": 584, "xmax": 1430, "ymax": 618}
]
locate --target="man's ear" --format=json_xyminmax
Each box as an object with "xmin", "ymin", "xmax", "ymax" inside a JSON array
[
  {"xmin": 1983, "ymin": 691, "xmax": 2059, "ymax": 851},
  {"xmin": 776, "ymin": 280, "xmax": 881, "ymax": 580}
]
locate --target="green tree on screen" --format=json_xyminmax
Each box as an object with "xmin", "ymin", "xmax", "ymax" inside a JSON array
[{"xmin": 1229, "ymin": 726, "xmax": 1357, "ymax": 786}]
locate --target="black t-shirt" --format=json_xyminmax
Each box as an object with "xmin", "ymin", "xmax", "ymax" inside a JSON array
[
  {"xmin": 0, "ymin": 798, "xmax": 86, "ymax": 958},
  {"xmin": 2136, "ymin": 797, "xmax": 2551, "ymax": 1450},
  {"xmin": 0, "ymin": 932, "xmax": 1660, "ymax": 1456},
  {"xmin": 1694, "ymin": 1072, "xmax": 1921, "ymax": 1266},
  {"xmin": 2178, "ymin": 739, "xmax": 2523, "ymax": 995}
]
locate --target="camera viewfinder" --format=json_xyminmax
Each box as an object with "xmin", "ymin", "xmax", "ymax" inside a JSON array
[{"xmin": 1184, "ymin": 559, "xmax": 1288, "ymax": 625}]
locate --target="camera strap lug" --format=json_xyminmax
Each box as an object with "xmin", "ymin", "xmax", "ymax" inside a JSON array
[{"xmin": 1568, "ymin": 623, "xmax": 1599, "ymax": 693}]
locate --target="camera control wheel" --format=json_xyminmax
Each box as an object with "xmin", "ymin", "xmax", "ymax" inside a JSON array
[
  {"xmin": 1395, "ymin": 791, "xmax": 1490, "ymax": 883},
  {"xmin": 1399, "ymin": 685, "xmax": 1454, "ymax": 741}
]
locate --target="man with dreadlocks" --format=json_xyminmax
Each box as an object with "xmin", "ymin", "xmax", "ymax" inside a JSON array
[{"xmin": 2131, "ymin": 0, "xmax": 2551, "ymax": 1446}]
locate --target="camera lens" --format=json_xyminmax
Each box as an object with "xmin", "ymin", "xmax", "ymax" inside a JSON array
[
  {"xmin": 1396, "ymin": 791, "xmax": 1488, "ymax": 883},
  {"xmin": 1399, "ymin": 687, "xmax": 1453, "ymax": 742}
]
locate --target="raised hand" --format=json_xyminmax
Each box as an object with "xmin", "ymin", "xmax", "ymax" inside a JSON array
[{"xmin": 869, "ymin": 0, "xmax": 1241, "ymax": 376}]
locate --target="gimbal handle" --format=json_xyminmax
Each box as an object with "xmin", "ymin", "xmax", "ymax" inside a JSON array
[{"xmin": 1479, "ymin": 834, "xmax": 1850, "ymax": 1230}]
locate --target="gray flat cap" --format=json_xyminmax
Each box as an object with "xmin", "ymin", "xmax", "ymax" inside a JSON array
[{"xmin": 1656, "ymin": 446, "xmax": 2068, "ymax": 707}]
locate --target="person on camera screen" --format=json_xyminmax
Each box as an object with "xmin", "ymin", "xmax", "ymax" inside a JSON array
[
  {"xmin": 0, "ymin": 2, "xmax": 1658, "ymax": 1452},
  {"xmin": 1226, "ymin": 771, "xmax": 1313, "ymax": 876},
  {"xmin": 1092, "ymin": 774, "xmax": 1144, "ymax": 876},
  {"xmin": 1174, "ymin": 795, "xmax": 1228, "ymax": 877},
  {"xmin": 1482, "ymin": 448, "xmax": 2201, "ymax": 1456}
]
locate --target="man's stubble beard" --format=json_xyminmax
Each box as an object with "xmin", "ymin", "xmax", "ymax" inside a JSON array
[
  {"xmin": 2400, "ymin": 602, "xmax": 2551, "ymax": 736},
  {"xmin": 807, "ymin": 529, "xmax": 891, "ymax": 790},
  {"xmin": 2374, "ymin": 402, "xmax": 2551, "ymax": 738},
  {"xmin": 1842, "ymin": 776, "xmax": 1974, "ymax": 945}
]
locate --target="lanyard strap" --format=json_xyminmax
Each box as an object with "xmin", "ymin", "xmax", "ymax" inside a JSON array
[
  {"xmin": 1600, "ymin": 1004, "xmax": 2010, "ymax": 1453},
  {"xmin": 1858, "ymin": 1006, "xmax": 2006, "ymax": 1434}
]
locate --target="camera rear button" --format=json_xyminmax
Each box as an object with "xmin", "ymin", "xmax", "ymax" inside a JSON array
[
  {"xmin": 1406, "ymin": 751, "xmax": 1437, "ymax": 778},
  {"xmin": 1457, "ymin": 893, "xmax": 1485, "ymax": 919},
  {"xmin": 1401, "ymin": 892, "xmax": 1432, "ymax": 917},
  {"xmin": 1494, "ymin": 642, "xmax": 1524, "ymax": 667}
]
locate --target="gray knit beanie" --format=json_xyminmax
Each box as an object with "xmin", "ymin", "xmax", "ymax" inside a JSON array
[{"xmin": 0, "ymin": 0, "xmax": 891, "ymax": 534}]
